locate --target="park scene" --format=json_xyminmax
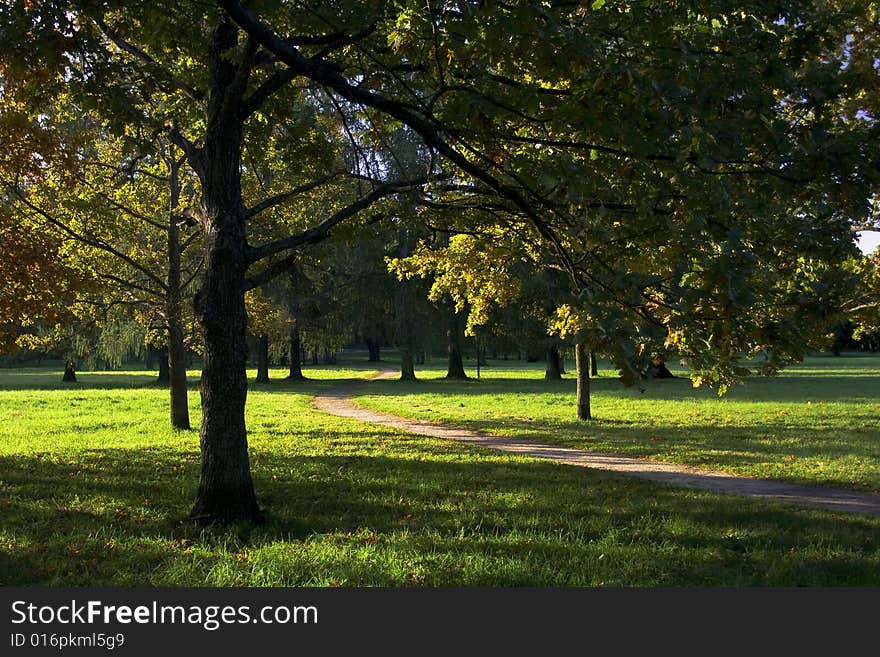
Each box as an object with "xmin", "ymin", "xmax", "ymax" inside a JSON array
[{"xmin": 1, "ymin": 1, "xmax": 879, "ymax": 587}]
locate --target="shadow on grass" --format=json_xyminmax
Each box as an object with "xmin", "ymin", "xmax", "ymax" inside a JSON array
[
  {"xmin": 0, "ymin": 369, "xmax": 204, "ymax": 392},
  {"xmin": 1, "ymin": 445, "xmax": 879, "ymax": 586},
  {"xmin": 353, "ymin": 379, "xmax": 880, "ymax": 491},
  {"xmin": 425, "ymin": 416, "xmax": 880, "ymax": 466},
  {"xmin": 359, "ymin": 374, "xmax": 880, "ymax": 404}
]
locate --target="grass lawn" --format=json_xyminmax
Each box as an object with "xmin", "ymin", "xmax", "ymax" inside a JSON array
[
  {"xmin": 355, "ymin": 353, "xmax": 880, "ymax": 492},
  {"xmin": 1, "ymin": 359, "xmax": 879, "ymax": 586}
]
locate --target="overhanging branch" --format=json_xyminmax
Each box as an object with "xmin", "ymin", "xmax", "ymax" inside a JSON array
[{"xmin": 245, "ymin": 175, "xmax": 432, "ymax": 266}]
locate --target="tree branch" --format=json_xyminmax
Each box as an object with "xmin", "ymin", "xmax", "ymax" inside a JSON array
[
  {"xmin": 96, "ymin": 272, "xmax": 164, "ymax": 299},
  {"xmin": 245, "ymin": 176, "xmax": 432, "ymax": 266},
  {"xmin": 97, "ymin": 192, "xmax": 168, "ymax": 231},
  {"xmin": 244, "ymin": 170, "xmax": 345, "ymax": 219},
  {"xmin": 94, "ymin": 18, "xmax": 205, "ymax": 105},
  {"xmin": 7, "ymin": 186, "xmax": 169, "ymax": 294},
  {"xmin": 241, "ymin": 68, "xmax": 298, "ymax": 117},
  {"xmin": 219, "ymin": 0, "xmax": 581, "ymax": 284}
]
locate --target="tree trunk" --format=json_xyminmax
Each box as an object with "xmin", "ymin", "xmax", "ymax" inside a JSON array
[
  {"xmin": 575, "ymin": 341, "xmax": 592, "ymax": 420},
  {"xmin": 288, "ymin": 323, "xmax": 304, "ymax": 380},
  {"xmin": 545, "ymin": 345, "xmax": 562, "ymax": 380},
  {"xmin": 166, "ymin": 148, "xmax": 191, "ymax": 430},
  {"xmin": 396, "ymin": 228, "xmax": 416, "ymax": 381},
  {"xmin": 400, "ymin": 350, "xmax": 416, "ymax": 380},
  {"xmin": 445, "ymin": 303, "xmax": 468, "ymax": 379},
  {"xmin": 649, "ymin": 357, "xmax": 675, "ymax": 379},
  {"xmin": 255, "ymin": 334, "xmax": 270, "ymax": 383},
  {"xmin": 287, "ymin": 262, "xmax": 305, "ymax": 381},
  {"xmin": 157, "ymin": 346, "xmax": 170, "ymax": 384},
  {"xmin": 145, "ymin": 345, "xmax": 155, "ymax": 371},
  {"xmin": 62, "ymin": 359, "xmax": 77, "ymax": 382},
  {"xmin": 365, "ymin": 338, "xmax": 381, "ymax": 362},
  {"xmin": 590, "ymin": 351, "xmax": 598, "ymax": 377},
  {"xmin": 189, "ymin": 21, "xmax": 260, "ymax": 524}
]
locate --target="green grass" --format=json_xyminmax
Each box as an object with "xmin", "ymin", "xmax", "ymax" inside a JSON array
[
  {"xmin": 1, "ymin": 359, "xmax": 879, "ymax": 586},
  {"xmin": 355, "ymin": 353, "xmax": 880, "ymax": 492}
]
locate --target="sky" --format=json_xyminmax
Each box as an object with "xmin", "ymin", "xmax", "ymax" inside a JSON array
[{"xmin": 857, "ymin": 231, "xmax": 880, "ymax": 255}]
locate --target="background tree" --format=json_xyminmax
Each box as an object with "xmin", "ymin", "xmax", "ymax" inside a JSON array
[{"xmin": 5, "ymin": 133, "xmax": 202, "ymax": 429}]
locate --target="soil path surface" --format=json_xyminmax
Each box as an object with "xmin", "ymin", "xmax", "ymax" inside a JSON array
[{"xmin": 312, "ymin": 370, "xmax": 880, "ymax": 517}]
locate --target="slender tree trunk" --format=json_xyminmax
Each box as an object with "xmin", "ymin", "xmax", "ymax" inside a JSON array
[
  {"xmin": 365, "ymin": 338, "xmax": 381, "ymax": 362},
  {"xmin": 287, "ymin": 261, "xmax": 305, "ymax": 381},
  {"xmin": 145, "ymin": 345, "xmax": 155, "ymax": 371},
  {"xmin": 445, "ymin": 303, "xmax": 468, "ymax": 379},
  {"xmin": 288, "ymin": 323, "xmax": 304, "ymax": 380},
  {"xmin": 190, "ymin": 21, "xmax": 260, "ymax": 524},
  {"xmin": 397, "ymin": 228, "xmax": 416, "ymax": 381},
  {"xmin": 255, "ymin": 334, "xmax": 270, "ymax": 383},
  {"xmin": 166, "ymin": 149, "xmax": 191, "ymax": 430},
  {"xmin": 400, "ymin": 350, "xmax": 415, "ymax": 380},
  {"xmin": 545, "ymin": 345, "xmax": 562, "ymax": 380},
  {"xmin": 157, "ymin": 346, "xmax": 170, "ymax": 384},
  {"xmin": 575, "ymin": 341, "xmax": 592, "ymax": 420},
  {"xmin": 590, "ymin": 351, "xmax": 598, "ymax": 377},
  {"xmin": 62, "ymin": 359, "xmax": 77, "ymax": 382},
  {"xmin": 439, "ymin": 231, "xmax": 467, "ymax": 380}
]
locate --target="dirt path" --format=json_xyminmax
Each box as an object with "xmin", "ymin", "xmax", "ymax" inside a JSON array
[{"xmin": 312, "ymin": 370, "xmax": 880, "ymax": 518}]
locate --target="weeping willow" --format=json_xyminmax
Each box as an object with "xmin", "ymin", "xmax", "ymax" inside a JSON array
[{"xmin": 96, "ymin": 318, "xmax": 146, "ymax": 369}]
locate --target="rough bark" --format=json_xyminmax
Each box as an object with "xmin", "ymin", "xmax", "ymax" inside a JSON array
[
  {"xmin": 62, "ymin": 359, "xmax": 77, "ymax": 382},
  {"xmin": 575, "ymin": 341, "xmax": 592, "ymax": 421},
  {"xmin": 545, "ymin": 345, "xmax": 562, "ymax": 380},
  {"xmin": 189, "ymin": 20, "xmax": 260, "ymax": 524},
  {"xmin": 255, "ymin": 334, "xmax": 270, "ymax": 383},
  {"xmin": 166, "ymin": 150, "xmax": 191, "ymax": 430}
]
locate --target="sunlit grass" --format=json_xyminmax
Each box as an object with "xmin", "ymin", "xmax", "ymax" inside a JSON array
[
  {"xmin": 355, "ymin": 353, "xmax": 880, "ymax": 491},
  {"xmin": 1, "ymin": 358, "xmax": 879, "ymax": 586}
]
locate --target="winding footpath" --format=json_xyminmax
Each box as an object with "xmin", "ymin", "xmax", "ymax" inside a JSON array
[{"xmin": 312, "ymin": 370, "xmax": 880, "ymax": 518}]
